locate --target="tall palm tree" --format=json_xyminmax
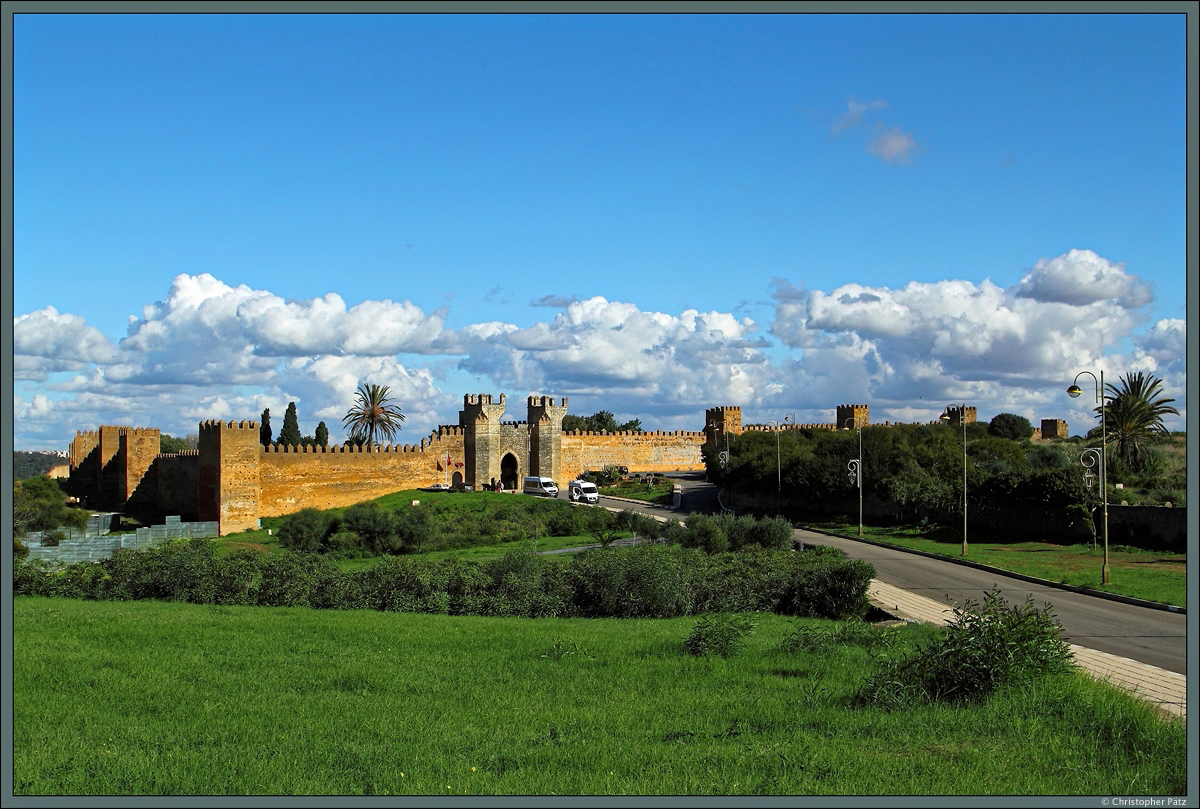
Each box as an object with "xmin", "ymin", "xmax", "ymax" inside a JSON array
[
  {"xmin": 1097, "ymin": 371, "xmax": 1179, "ymax": 472},
  {"xmin": 342, "ymin": 384, "xmax": 405, "ymax": 446}
]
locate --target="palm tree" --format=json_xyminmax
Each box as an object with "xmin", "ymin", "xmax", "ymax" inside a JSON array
[
  {"xmin": 342, "ymin": 384, "xmax": 405, "ymax": 446},
  {"xmin": 1097, "ymin": 371, "xmax": 1179, "ymax": 472}
]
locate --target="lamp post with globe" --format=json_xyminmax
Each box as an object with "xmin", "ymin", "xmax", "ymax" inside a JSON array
[{"xmin": 1068, "ymin": 370, "xmax": 1109, "ymax": 584}]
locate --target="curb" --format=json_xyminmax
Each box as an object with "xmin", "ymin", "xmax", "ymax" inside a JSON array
[{"xmin": 799, "ymin": 526, "xmax": 1186, "ymax": 615}]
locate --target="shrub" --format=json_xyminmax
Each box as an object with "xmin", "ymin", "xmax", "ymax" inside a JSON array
[
  {"xmin": 13, "ymin": 537, "xmax": 29, "ymax": 561},
  {"xmin": 567, "ymin": 544, "xmax": 700, "ymax": 618},
  {"xmin": 40, "ymin": 530, "xmax": 66, "ymax": 547},
  {"xmin": 682, "ymin": 612, "xmax": 757, "ymax": 657},
  {"xmin": 854, "ymin": 590, "xmax": 1075, "ymax": 708},
  {"xmin": 988, "ymin": 413, "xmax": 1034, "ymax": 440},
  {"xmin": 277, "ymin": 508, "xmax": 335, "ymax": 553},
  {"xmin": 682, "ymin": 513, "xmax": 728, "ymax": 554},
  {"xmin": 342, "ymin": 502, "xmax": 401, "ymax": 555},
  {"xmin": 778, "ymin": 555, "xmax": 875, "ymax": 620}
]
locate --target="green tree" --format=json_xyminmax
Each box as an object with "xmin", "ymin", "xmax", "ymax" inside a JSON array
[
  {"xmin": 12, "ymin": 476, "xmax": 89, "ymax": 539},
  {"xmin": 342, "ymin": 383, "xmax": 406, "ymax": 446},
  {"xmin": 160, "ymin": 434, "xmax": 189, "ymax": 454},
  {"xmin": 260, "ymin": 408, "xmax": 273, "ymax": 448},
  {"xmin": 988, "ymin": 413, "xmax": 1034, "ymax": 440},
  {"xmin": 278, "ymin": 402, "xmax": 303, "ymax": 447},
  {"xmin": 562, "ymin": 410, "xmax": 642, "ymax": 433},
  {"xmin": 315, "ymin": 421, "xmax": 329, "ymax": 448},
  {"xmin": 1100, "ymin": 372, "xmax": 1180, "ymax": 473}
]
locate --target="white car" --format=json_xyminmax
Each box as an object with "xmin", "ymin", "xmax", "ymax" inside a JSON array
[
  {"xmin": 423, "ymin": 483, "xmax": 452, "ymax": 492},
  {"xmin": 568, "ymin": 479, "xmax": 599, "ymax": 504}
]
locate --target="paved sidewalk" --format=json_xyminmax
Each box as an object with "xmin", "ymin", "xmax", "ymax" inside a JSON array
[{"xmin": 868, "ymin": 579, "xmax": 1187, "ymax": 719}]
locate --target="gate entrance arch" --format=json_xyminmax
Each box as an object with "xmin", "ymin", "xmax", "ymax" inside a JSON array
[{"xmin": 500, "ymin": 453, "xmax": 520, "ymax": 492}]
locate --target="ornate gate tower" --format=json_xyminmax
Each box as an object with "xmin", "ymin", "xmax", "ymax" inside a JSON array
[
  {"xmin": 527, "ymin": 395, "xmax": 568, "ymax": 485},
  {"xmin": 460, "ymin": 393, "xmax": 507, "ymax": 489}
]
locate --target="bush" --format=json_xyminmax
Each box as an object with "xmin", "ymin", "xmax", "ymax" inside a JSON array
[
  {"xmin": 778, "ymin": 555, "xmax": 875, "ymax": 620},
  {"xmin": 682, "ymin": 612, "xmax": 757, "ymax": 657},
  {"xmin": 854, "ymin": 590, "xmax": 1075, "ymax": 708},
  {"xmin": 567, "ymin": 544, "xmax": 700, "ymax": 618},
  {"xmin": 277, "ymin": 508, "xmax": 335, "ymax": 553},
  {"xmin": 988, "ymin": 413, "xmax": 1034, "ymax": 440},
  {"xmin": 682, "ymin": 513, "xmax": 728, "ymax": 554},
  {"xmin": 342, "ymin": 502, "xmax": 401, "ymax": 555}
]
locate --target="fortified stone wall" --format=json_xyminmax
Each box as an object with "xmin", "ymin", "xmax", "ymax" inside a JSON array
[
  {"xmin": 154, "ymin": 452, "xmax": 200, "ymax": 520},
  {"xmin": 528, "ymin": 396, "xmax": 568, "ymax": 484},
  {"xmin": 560, "ymin": 430, "xmax": 707, "ymax": 480},
  {"xmin": 120, "ymin": 428, "xmax": 161, "ymax": 509},
  {"xmin": 256, "ymin": 429, "xmax": 465, "ymax": 518},
  {"xmin": 835, "ymin": 404, "xmax": 870, "ymax": 429},
  {"xmin": 198, "ymin": 420, "xmax": 262, "ymax": 535}
]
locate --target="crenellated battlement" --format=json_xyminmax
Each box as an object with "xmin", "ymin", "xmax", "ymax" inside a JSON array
[
  {"xmin": 527, "ymin": 395, "xmax": 567, "ymax": 409},
  {"xmin": 198, "ymin": 419, "xmax": 260, "ymax": 431},
  {"xmin": 64, "ymin": 394, "xmax": 1072, "ymax": 541},
  {"xmin": 463, "ymin": 393, "xmax": 506, "ymax": 406},
  {"xmin": 835, "ymin": 404, "xmax": 870, "ymax": 429},
  {"xmin": 262, "ymin": 441, "xmax": 426, "ymax": 454}
]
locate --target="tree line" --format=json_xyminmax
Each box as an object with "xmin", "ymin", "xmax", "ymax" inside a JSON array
[{"xmin": 705, "ymin": 372, "xmax": 1181, "ymax": 543}]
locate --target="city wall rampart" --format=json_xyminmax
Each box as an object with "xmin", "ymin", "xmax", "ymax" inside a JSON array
[
  {"xmin": 63, "ymin": 398, "xmax": 1075, "ymax": 537},
  {"xmin": 561, "ymin": 430, "xmax": 707, "ymax": 479},
  {"xmin": 256, "ymin": 430, "xmax": 466, "ymax": 519}
]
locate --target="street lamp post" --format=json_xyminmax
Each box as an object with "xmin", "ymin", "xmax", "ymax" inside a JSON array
[
  {"xmin": 939, "ymin": 405, "xmax": 968, "ymax": 556},
  {"xmin": 1068, "ymin": 370, "xmax": 1109, "ymax": 584},
  {"xmin": 842, "ymin": 416, "xmax": 863, "ymax": 537},
  {"xmin": 707, "ymin": 419, "xmax": 730, "ymax": 470},
  {"xmin": 767, "ymin": 414, "xmax": 795, "ymax": 513}
]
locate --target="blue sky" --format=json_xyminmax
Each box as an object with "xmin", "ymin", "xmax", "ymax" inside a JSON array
[{"xmin": 11, "ymin": 10, "xmax": 1191, "ymax": 450}]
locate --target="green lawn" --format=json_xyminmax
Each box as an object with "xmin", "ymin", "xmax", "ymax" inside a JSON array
[
  {"xmin": 802, "ymin": 522, "xmax": 1187, "ymax": 608},
  {"xmin": 12, "ymin": 597, "xmax": 1185, "ymax": 797}
]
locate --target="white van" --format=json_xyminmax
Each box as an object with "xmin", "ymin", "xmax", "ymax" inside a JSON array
[
  {"xmin": 522, "ymin": 476, "xmax": 559, "ymax": 497},
  {"xmin": 567, "ymin": 479, "xmax": 599, "ymax": 504}
]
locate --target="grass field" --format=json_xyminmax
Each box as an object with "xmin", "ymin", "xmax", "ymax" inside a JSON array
[
  {"xmin": 801, "ymin": 522, "xmax": 1187, "ymax": 608},
  {"xmin": 12, "ymin": 596, "xmax": 1185, "ymax": 797}
]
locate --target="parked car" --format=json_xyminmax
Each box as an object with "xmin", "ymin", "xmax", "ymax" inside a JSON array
[{"xmin": 422, "ymin": 483, "xmax": 452, "ymax": 492}]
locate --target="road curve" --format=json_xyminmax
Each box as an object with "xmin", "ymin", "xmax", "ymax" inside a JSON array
[{"xmin": 604, "ymin": 472, "xmax": 1188, "ymax": 675}]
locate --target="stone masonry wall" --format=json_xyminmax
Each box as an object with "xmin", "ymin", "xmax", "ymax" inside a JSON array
[
  {"xmin": 561, "ymin": 430, "xmax": 707, "ymax": 480},
  {"xmin": 256, "ymin": 430, "xmax": 465, "ymax": 518},
  {"xmin": 198, "ymin": 420, "xmax": 262, "ymax": 535},
  {"xmin": 155, "ymin": 452, "xmax": 200, "ymax": 520}
]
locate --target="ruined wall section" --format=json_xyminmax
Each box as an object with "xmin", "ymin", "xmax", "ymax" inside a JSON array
[
  {"xmin": 560, "ymin": 430, "xmax": 707, "ymax": 480},
  {"xmin": 198, "ymin": 420, "xmax": 262, "ymax": 536},
  {"xmin": 256, "ymin": 429, "xmax": 466, "ymax": 517},
  {"xmin": 528, "ymin": 396, "xmax": 567, "ymax": 484},
  {"xmin": 1040, "ymin": 418, "xmax": 1069, "ymax": 439}
]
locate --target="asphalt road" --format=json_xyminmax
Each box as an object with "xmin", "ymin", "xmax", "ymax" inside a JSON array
[{"xmin": 601, "ymin": 471, "xmax": 1189, "ymax": 675}]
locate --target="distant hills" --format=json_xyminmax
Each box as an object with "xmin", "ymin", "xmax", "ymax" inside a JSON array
[{"xmin": 14, "ymin": 451, "xmax": 68, "ymax": 481}]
